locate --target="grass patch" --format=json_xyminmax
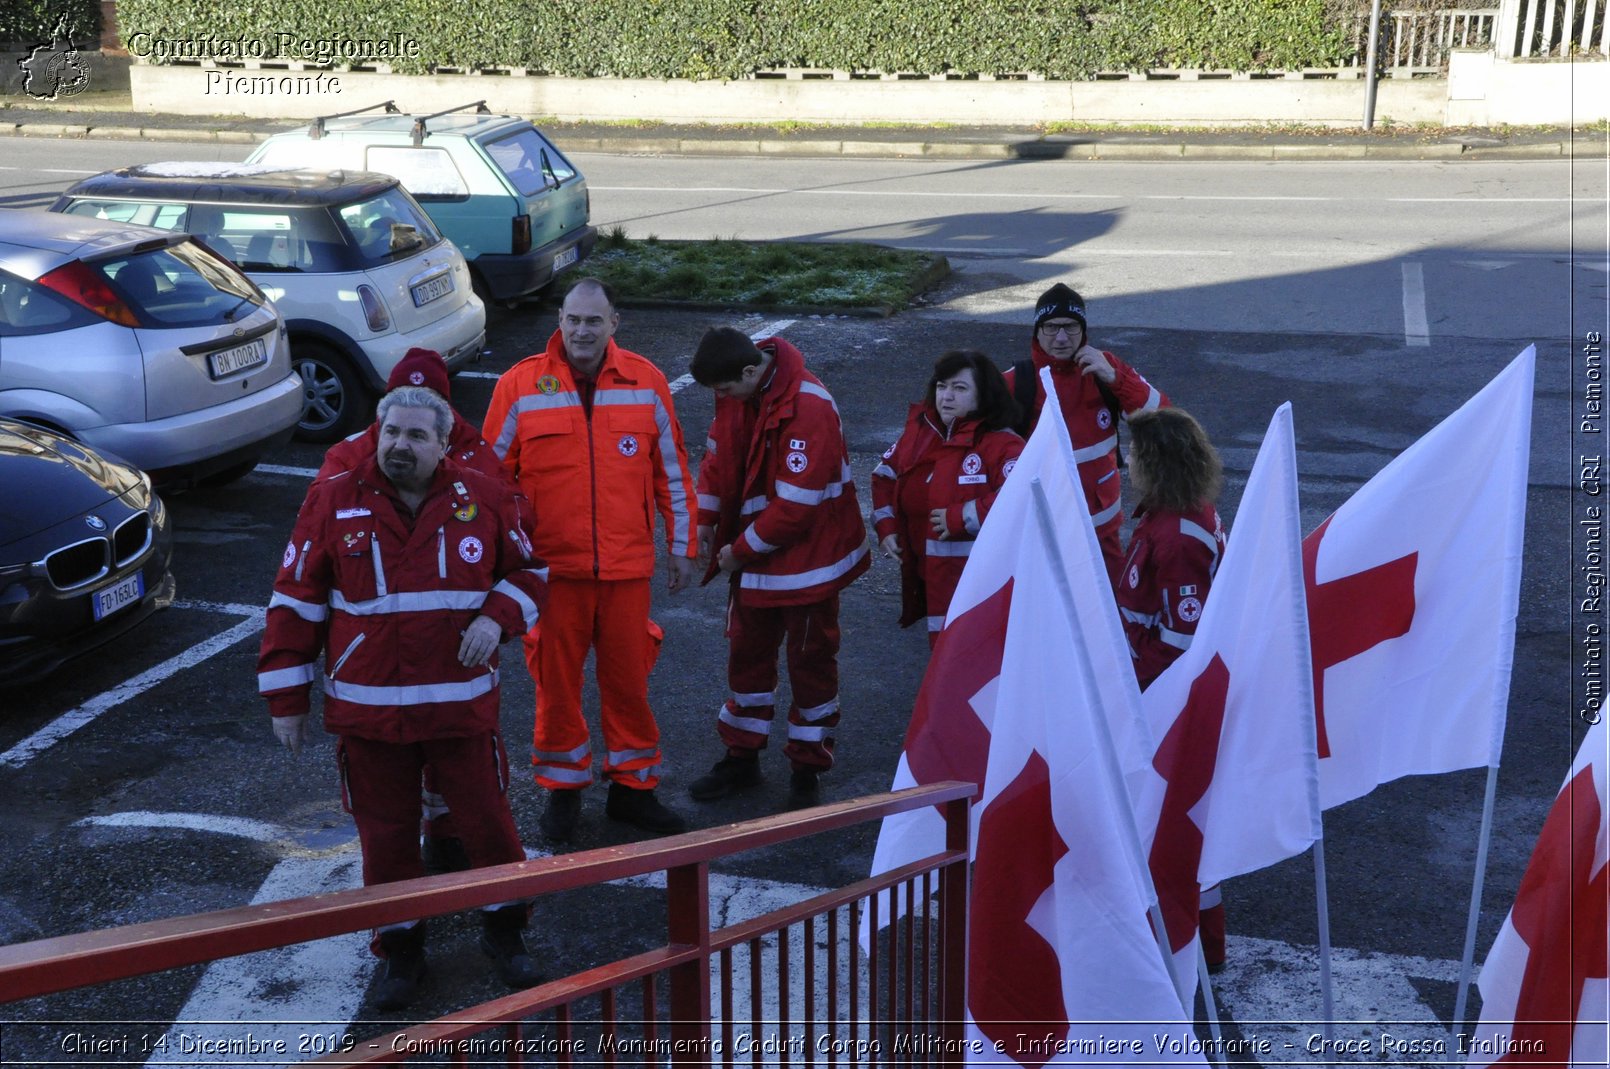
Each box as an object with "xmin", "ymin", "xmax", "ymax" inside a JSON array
[{"xmin": 584, "ymin": 236, "xmax": 948, "ymax": 311}]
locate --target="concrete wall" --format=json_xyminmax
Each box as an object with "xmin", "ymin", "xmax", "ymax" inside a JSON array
[
  {"xmin": 1447, "ymin": 50, "xmax": 1609, "ymax": 125},
  {"xmin": 127, "ymin": 57, "xmax": 1602, "ymax": 127}
]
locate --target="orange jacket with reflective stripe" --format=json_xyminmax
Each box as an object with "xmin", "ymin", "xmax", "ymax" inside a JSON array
[{"xmin": 483, "ymin": 332, "xmax": 696, "ymax": 581}]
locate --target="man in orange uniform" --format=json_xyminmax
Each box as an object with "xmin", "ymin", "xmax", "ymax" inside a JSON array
[{"xmin": 483, "ymin": 278, "xmax": 696, "ymax": 842}]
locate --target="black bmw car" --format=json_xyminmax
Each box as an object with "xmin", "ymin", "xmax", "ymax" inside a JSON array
[{"xmin": 0, "ymin": 419, "xmax": 175, "ymax": 687}]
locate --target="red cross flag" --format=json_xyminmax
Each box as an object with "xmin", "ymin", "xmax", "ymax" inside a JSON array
[
  {"xmin": 1307, "ymin": 347, "xmax": 1534, "ymax": 809},
  {"xmin": 1467, "ymin": 718, "xmax": 1609, "ymax": 1067},
  {"xmin": 1140, "ymin": 403, "xmax": 1323, "ymax": 998},
  {"xmin": 869, "ymin": 370, "xmax": 1156, "ymax": 901},
  {"xmin": 965, "ymin": 470, "xmax": 1200, "ymax": 1065}
]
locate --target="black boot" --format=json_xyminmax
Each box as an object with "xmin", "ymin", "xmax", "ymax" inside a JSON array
[
  {"xmin": 539, "ymin": 789, "xmax": 581, "ymax": 844},
  {"xmin": 421, "ymin": 835, "xmax": 471, "ymax": 875},
  {"xmin": 373, "ymin": 925, "xmax": 427, "ymax": 1011},
  {"xmin": 605, "ymin": 782, "xmax": 688, "ymax": 834},
  {"xmin": 688, "ymin": 754, "xmax": 762, "ymax": 801},
  {"xmin": 480, "ymin": 905, "xmax": 540, "ymax": 989},
  {"xmin": 786, "ymin": 767, "xmax": 821, "ymax": 810}
]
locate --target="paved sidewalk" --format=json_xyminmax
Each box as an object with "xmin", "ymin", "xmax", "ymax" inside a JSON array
[{"xmin": 1, "ymin": 90, "xmax": 1604, "ymax": 160}]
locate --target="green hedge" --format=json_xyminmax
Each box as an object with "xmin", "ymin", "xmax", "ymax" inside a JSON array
[
  {"xmin": 1, "ymin": 0, "xmax": 101, "ymax": 49},
  {"xmin": 114, "ymin": 0, "xmax": 1363, "ymax": 78}
]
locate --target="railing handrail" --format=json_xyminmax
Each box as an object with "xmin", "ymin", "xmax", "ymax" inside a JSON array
[{"xmin": 0, "ymin": 780, "xmax": 977, "ymax": 1004}]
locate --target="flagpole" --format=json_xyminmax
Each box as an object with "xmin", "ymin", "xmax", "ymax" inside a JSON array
[
  {"xmin": 1312, "ymin": 837, "xmax": 1338, "ymax": 1059},
  {"xmin": 1451, "ymin": 763, "xmax": 1500, "ymax": 1046},
  {"xmin": 1028, "ymin": 481, "xmax": 1186, "ymax": 1012},
  {"xmin": 1194, "ymin": 949, "xmax": 1227, "ymax": 1067}
]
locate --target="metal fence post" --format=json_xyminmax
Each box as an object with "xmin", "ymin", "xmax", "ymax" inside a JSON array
[
  {"xmin": 1363, "ymin": 0, "xmax": 1384, "ymax": 129},
  {"xmin": 668, "ymin": 861, "xmax": 713, "ymax": 1066},
  {"xmin": 938, "ymin": 794, "xmax": 971, "ymax": 1069}
]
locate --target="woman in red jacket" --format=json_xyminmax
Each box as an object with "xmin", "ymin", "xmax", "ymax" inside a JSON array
[{"xmin": 872, "ymin": 350, "xmax": 1023, "ymax": 647}]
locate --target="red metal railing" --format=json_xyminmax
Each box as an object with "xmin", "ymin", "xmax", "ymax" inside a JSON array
[{"xmin": 0, "ymin": 781, "xmax": 973, "ymax": 1067}]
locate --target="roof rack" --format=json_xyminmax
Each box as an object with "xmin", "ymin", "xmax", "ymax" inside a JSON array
[
  {"xmin": 308, "ymin": 100, "xmax": 401, "ymax": 140},
  {"xmin": 411, "ymin": 100, "xmax": 492, "ymax": 146}
]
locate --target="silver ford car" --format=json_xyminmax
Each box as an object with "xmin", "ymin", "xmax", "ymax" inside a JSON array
[{"xmin": 0, "ymin": 210, "xmax": 301, "ymax": 488}]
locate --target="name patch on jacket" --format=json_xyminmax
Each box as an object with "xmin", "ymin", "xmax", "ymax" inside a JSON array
[
  {"xmin": 958, "ymin": 474, "xmax": 988, "ymax": 485},
  {"xmin": 336, "ymin": 507, "xmax": 371, "ymax": 519}
]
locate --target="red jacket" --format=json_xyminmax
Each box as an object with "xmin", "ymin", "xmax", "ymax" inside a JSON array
[
  {"xmin": 257, "ymin": 458, "xmax": 548, "ymax": 743},
  {"xmin": 1115, "ymin": 503, "xmax": 1225, "ymax": 690},
  {"xmin": 871, "ymin": 405, "xmax": 1023, "ymax": 630},
  {"xmin": 316, "ymin": 412, "xmax": 509, "ymax": 486},
  {"xmin": 1003, "ymin": 342, "xmax": 1167, "ymax": 541},
  {"xmin": 696, "ymin": 337, "xmax": 869, "ymax": 607},
  {"xmin": 482, "ymin": 332, "xmax": 696, "ymax": 581}
]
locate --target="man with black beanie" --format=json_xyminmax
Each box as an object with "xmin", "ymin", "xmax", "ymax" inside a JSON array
[{"xmin": 1002, "ymin": 282, "xmax": 1168, "ymax": 583}]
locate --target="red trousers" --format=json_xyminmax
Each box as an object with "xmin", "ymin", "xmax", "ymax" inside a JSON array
[
  {"xmin": 719, "ymin": 593, "xmax": 841, "ymax": 770},
  {"xmin": 340, "ymin": 732, "xmax": 524, "ymax": 890},
  {"xmin": 528, "ymin": 577, "xmax": 663, "ymax": 790}
]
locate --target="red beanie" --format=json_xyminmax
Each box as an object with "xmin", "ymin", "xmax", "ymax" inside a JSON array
[{"xmin": 387, "ymin": 347, "xmax": 451, "ymax": 399}]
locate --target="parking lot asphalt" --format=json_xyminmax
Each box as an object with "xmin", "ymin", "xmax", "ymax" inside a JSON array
[{"xmin": 1, "ymin": 89, "xmax": 1604, "ymax": 160}]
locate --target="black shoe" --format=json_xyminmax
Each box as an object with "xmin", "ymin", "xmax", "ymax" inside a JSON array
[
  {"xmin": 1206, "ymin": 958, "xmax": 1227, "ymax": 975},
  {"xmin": 540, "ymin": 789, "xmax": 581, "ymax": 844},
  {"xmin": 689, "ymin": 755, "xmax": 762, "ymax": 801},
  {"xmin": 606, "ymin": 782, "xmax": 688, "ymax": 834},
  {"xmin": 373, "ymin": 927, "xmax": 427, "ymax": 1011},
  {"xmin": 421, "ymin": 835, "xmax": 471, "ymax": 875},
  {"xmin": 480, "ymin": 907, "xmax": 540, "ymax": 989},
  {"xmin": 786, "ymin": 767, "xmax": 821, "ymax": 810}
]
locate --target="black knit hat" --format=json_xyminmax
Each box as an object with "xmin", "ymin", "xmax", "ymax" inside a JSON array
[{"xmin": 1034, "ymin": 283, "xmax": 1087, "ymax": 334}]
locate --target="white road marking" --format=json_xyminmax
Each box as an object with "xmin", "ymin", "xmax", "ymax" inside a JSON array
[
  {"xmin": 0, "ymin": 610, "xmax": 264, "ymax": 769},
  {"xmin": 1401, "ymin": 261, "xmax": 1431, "ymax": 347},
  {"xmin": 142, "ymin": 851, "xmax": 368, "ymax": 1069},
  {"xmin": 255, "ymin": 462, "xmax": 319, "ymax": 479},
  {"xmin": 455, "ymin": 369, "xmax": 503, "ymax": 379},
  {"xmin": 76, "ymin": 811, "xmax": 284, "ymax": 842},
  {"xmin": 592, "ymin": 186, "xmax": 1573, "ymax": 205}
]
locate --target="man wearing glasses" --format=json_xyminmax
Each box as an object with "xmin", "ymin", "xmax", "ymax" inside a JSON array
[{"xmin": 1003, "ymin": 282, "xmax": 1168, "ymax": 583}]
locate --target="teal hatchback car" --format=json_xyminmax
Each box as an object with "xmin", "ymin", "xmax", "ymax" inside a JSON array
[{"xmin": 248, "ymin": 102, "xmax": 596, "ymax": 304}]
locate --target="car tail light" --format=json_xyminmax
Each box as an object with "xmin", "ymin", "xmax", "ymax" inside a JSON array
[
  {"xmin": 513, "ymin": 214, "xmax": 531, "ymax": 256},
  {"xmin": 37, "ymin": 261, "xmax": 140, "ymax": 327},
  {"xmin": 357, "ymin": 284, "xmax": 391, "ymax": 332}
]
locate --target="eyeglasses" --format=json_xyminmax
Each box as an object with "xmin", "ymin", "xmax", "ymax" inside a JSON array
[{"xmin": 1038, "ymin": 320, "xmax": 1082, "ymax": 337}]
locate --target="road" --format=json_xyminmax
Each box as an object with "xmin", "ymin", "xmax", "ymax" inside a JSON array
[{"xmin": 0, "ymin": 136, "xmax": 1604, "ymax": 1066}]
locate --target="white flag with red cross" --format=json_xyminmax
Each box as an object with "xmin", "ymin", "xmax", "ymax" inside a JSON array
[
  {"xmin": 1466, "ymin": 718, "xmax": 1609, "ymax": 1067},
  {"xmin": 869, "ymin": 370, "xmax": 1156, "ymax": 900},
  {"xmin": 1305, "ymin": 347, "xmax": 1533, "ymax": 810},
  {"xmin": 961, "ymin": 450, "xmax": 1199, "ymax": 1065},
  {"xmin": 1140, "ymin": 403, "xmax": 1323, "ymax": 998}
]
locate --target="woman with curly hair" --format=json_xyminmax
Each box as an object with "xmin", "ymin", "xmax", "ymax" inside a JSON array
[
  {"xmin": 871, "ymin": 350, "xmax": 1023, "ymax": 647},
  {"xmin": 1115, "ymin": 407, "xmax": 1226, "ymax": 689}
]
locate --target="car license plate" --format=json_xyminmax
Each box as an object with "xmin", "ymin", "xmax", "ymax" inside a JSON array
[
  {"xmin": 208, "ymin": 338, "xmax": 267, "ymax": 379},
  {"xmin": 93, "ymin": 571, "xmax": 144, "ymax": 621},
  {"xmin": 411, "ymin": 272, "xmax": 454, "ymax": 307},
  {"xmin": 553, "ymin": 245, "xmax": 579, "ymax": 273}
]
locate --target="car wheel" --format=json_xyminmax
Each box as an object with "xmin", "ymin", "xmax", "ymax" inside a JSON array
[{"xmin": 293, "ymin": 343, "xmax": 369, "ymax": 444}]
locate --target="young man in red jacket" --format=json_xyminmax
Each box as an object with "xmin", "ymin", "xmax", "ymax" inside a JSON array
[
  {"xmin": 1002, "ymin": 283, "xmax": 1168, "ymax": 583},
  {"xmin": 686, "ymin": 327, "xmax": 870, "ymax": 809}
]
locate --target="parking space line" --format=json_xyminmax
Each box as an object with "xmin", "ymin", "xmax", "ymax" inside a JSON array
[
  {"xmin": 0, "ymin": 603, "xmax": 262, "ymax": 769},
  {"xmin": 256, "ymin": 462, "xmax": 319, "ymax": 479},
  {"xmin": 1401, "ymin": 261, "xmax": 1430, "ymax": 347}
]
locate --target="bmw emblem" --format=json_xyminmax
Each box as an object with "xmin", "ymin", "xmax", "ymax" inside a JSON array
[{"xmin": 85, "ymin": 515, "xmax": 107, "ymax": 531}]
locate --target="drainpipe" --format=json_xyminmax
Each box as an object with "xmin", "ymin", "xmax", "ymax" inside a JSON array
[{"xmin": 1362, "ymin": 0, "xmax": 1384, "ymax": 129}]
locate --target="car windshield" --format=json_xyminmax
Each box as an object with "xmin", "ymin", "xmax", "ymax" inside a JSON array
[
  {"xmin": 483, "ymin": 127, "xmax": 576, "ymax": 197},
  {"xmin": 96, "ymin": 241, "xmax": 264, "ymax": 328},
  {"xmin": 335, "ymin": 188, "xmax": 440, "ymax": 267}
]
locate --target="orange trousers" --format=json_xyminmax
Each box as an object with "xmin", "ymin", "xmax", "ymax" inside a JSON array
[{"xmin": 527, "ymin": 576, "xmax": 664, "ymax": 790}]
